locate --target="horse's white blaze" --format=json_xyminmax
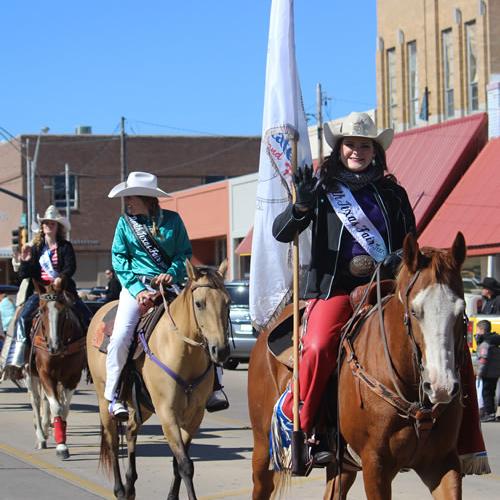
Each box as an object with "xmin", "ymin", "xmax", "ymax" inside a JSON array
[
  {"xmin": 47, "ymin": 301, "xmax": 59, "ymax": 351},
  {"xmin": 411, "ymin": 283, "xmax": 465, "ymax": 404}
]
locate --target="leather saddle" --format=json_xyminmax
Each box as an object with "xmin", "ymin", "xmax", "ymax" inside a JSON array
[{"xmin": 267, "ymin": 281, "xmax": 396, "ymax": 369}]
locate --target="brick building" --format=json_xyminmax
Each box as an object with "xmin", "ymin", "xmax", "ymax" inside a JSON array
[
  {"xmin": 376, "ymin": 0, "xmax": 500, "ymax": 131},
  {"xmin": 0, "ymin": 133, "xmax": 259, "ymax": 286}
]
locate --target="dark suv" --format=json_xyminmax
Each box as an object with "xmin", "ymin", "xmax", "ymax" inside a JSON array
[{"xmin": 224, "ymin": 280, "xmax": 258, "ymax": 370}]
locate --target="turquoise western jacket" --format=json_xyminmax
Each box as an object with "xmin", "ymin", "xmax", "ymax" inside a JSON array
[{"xmin": 111, "ymin": 209, "xmax": 192, "ymax": 298}]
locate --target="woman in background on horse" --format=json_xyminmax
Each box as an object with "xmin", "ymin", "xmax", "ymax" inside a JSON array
[
  {"xmin": 105, "ymin": 171, "xmax": 228, "ymax": 420},
  {"xmin": 2, "ymin": 205, "xmax": 91, "ymax": 374},
  {"xmin": 271, "ymin": 112, "xmax": 488, "ymax": 472}
]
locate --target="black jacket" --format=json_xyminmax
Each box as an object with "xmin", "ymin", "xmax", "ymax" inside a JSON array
[
  {"xmin": 480, "ymin": 295, "xmax": 500, "ymax": 315},
  {"xmin": 18, "ymin": 240, "xmax": 78, "ymax": 295},
  {"xmin": 272, "ymin": 177, "xmax": 416, "ymax": 299}
]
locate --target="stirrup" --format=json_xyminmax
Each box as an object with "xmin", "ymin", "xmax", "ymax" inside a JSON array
[{"xmin": 206, "ymin": 389, "xmax": 229, "ymax": 413}]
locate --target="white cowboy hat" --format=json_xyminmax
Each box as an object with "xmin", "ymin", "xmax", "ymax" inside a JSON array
[
  {"xmin": 108, "ymin": 171, "xmax": 170, "ymax": 198},
  {"xmin": 37, "ymin": 205, "xmax": 71, "ymax": 231},
  {"xmin": 324, "ymin": 112, "xmax": 394, "ymax": 151}
]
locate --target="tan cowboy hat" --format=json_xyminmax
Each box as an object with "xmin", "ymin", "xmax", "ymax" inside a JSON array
[
  {"xmin": 37, "ymin": 205, "xmax": 71, "ymax": 231},
  {"xmin": 324, "ymin": 112, "xmax": 394, "ymax": 151},
  {"xmin": 108, "ymin": 171, "xmax": 170, "ymax": 198}
]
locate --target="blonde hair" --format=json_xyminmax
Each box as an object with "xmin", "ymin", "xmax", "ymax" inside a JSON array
[{"xmin": 138, "ymin": 196, "xmax": 160, "ymax": 236}]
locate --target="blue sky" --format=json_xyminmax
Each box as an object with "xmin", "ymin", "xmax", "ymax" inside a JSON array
[{"xmin": 0, "ymin": 1, "xmax": 376, "ymax": 138}]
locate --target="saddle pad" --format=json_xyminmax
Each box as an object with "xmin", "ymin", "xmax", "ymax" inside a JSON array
[
  {"xmin": 267, "ymin": 302, "xmax": 307, "ymax": 369},
  {"xmin": 91, "ymin": 302, "xmax": 165, "ymax": 357},
  {"xmin": 92, "ymin": 305, "xmax": 118, "ymax": 353}
]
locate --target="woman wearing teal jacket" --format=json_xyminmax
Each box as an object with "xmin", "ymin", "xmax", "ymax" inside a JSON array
[{"xmin": 105, "ymin": 172, "xmax": 193, "ymax": 419}]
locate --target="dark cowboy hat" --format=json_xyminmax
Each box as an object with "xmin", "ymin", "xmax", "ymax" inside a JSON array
[{"xmin": 477, "ymin": 277, "xmax": 500, "ymax": 292}]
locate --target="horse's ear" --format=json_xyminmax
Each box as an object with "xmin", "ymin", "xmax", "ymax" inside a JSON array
[
  {"xmin": 185, "ymin": 259, "xmax": 200, "ymax": 281},
  {"xmin": 402, "ymin": 233, "xmax": 422, "ymax": 273},
  {"xmin": 217, "ymin": 259, "xmax": 228, "ymax": 278},
  {"xmin": 451, "ymin": 231, "xmax": 466, "ymax": 269}
]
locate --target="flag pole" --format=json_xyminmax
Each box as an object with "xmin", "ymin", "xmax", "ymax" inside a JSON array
[{"xmin": 291, "ymin": 138, "xmax": 305, "ymax": 475}]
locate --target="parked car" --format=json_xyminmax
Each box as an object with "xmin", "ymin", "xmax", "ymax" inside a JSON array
[{"xmin": 224, "ymin": 280, "xmax": 258, "ymax": 370}]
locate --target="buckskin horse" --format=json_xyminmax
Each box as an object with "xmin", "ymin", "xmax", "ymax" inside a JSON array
[
  {"xmin": 86, "ymin": 260, "xmax": 230, "ymax": 500},
  {"xmin": 248, "ymin": 232, "xmax": 470, "ymax": 499},
  {"xmin": 25, "ymin": 281, "xmax": 87, "ymax": 459}
]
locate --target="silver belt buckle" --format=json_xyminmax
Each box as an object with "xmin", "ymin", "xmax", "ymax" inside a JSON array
[{"xmin": 348, "ymin": 255, "xmax": 376, "ymax": 278}]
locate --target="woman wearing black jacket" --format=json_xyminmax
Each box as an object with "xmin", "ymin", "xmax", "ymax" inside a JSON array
[
  {"xmin": 270, "ymin": 112, "xmax": 416, "ymax": 463},
  {"xmin": 6, "ymin": 206, "xmax": 90, "ymax": 370}
]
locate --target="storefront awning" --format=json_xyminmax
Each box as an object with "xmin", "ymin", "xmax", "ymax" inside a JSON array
[
  {"xmin": 235, "ymin": 227, "xmax": 253, "ymax": 256},
  {"xmin": 387, "ymin": 113, "xmax": 488, "ymax": 233},
  {"xmin": 419, "ymin": 137, "xmax": 500, "ymax": 255}
]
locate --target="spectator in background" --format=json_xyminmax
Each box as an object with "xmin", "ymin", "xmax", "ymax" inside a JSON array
[
  {"xmin": 0, "ymin": 291, "xmax": 16, "ymax": 337},
  {"xmin": 103, "ymin": 269, "xmax": 121, "ymax": 302},
  {"xmin": 476, "ymin": 319, "xmax": 500, "ymax": 423},
  {"xmin": 478, "ymin": 277, "xmax": 500, "ymax": 314}
]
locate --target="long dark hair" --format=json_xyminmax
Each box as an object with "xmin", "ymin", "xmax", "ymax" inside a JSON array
[{"xmin": 318, "ymin": 138, "xmax": 396, "ymax": 187}]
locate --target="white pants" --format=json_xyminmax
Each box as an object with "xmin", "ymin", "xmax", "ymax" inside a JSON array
[{"xmin": 104, "ymin": 288, "xmax": 141, "ymax": 401}]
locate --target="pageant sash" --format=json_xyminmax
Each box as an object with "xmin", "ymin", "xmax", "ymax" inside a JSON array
[
  {"xmin": 39, "ymin": 246, "xmax": 59, "ymax": 280},
  {"xmin": 125, "ymin": 215, "xmax": 171, "ymax": 271},
  {"xmin": 327, "ymin": 183, "xmax": 388, "ymax": 262}
]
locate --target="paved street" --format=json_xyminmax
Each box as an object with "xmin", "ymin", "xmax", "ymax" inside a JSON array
[{"xmin": 0, "ymin": 366, "xmax": 498, "ymax": 499}]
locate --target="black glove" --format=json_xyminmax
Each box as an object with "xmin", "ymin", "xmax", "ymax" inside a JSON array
[
  {"xmin": 381, "ymin": 249, "xmax": 403, "ymax": 278},
  {"xmin": 293, "ymin": 165, "xmax": 318, "ymax": 211}
]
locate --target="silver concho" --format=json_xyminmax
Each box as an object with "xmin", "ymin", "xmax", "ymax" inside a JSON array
[{"xmin": 348, "ymin": 255, "xmax": 376, "ymax": 278}]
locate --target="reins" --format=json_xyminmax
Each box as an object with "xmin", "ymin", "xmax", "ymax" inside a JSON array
[
  {"xmin": 139, "ymin": 278, "xmax": 228, "ymax": 394},
  {"xmin": 342, "ymin": 263, "xmax": 459, "ymax": 439}
]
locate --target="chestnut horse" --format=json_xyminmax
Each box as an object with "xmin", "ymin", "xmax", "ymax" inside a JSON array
[
  {"xmin": 25, "ymin": 282, "xmax": 87, "ymax": 459},
  {"xmin": 249, "ymin": 233, "xmax": 468, "ymax": 499},
  {"xmin": 86, "ymin": 260, "xmax": 230, "ymax": 500}
]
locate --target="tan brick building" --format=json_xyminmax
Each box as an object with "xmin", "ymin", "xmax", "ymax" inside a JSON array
[
  {"xmin": 0, "ymin": 134, "xmax": 259, "ymax": 286},
  {"xmin": 376, "ymin": 0, "xmax": 500, "ymax": 131}
]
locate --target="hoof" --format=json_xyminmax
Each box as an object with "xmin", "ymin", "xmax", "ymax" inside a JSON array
[
  {"xmin": 35, "ymin": 441, "xmax": 47, "ymax": 450},
  {"xmin": 56, "ymin": 447, "xmax": 70, "ymax": 460}
]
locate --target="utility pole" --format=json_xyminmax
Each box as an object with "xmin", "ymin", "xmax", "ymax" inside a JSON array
[
  {"xmin": 26, "ymin": 138, "xmax": 31, "ymax": 239},
  {"xmin": 65, "ymin": 163, "xmax": 71, "ymax": 241},
  {"xmin": 316, "ymin": 83, "xmax": 324, "ymax": 166},
  {"xmin": 120, "ymin": 116, "xmax": 127, "ymax": 213}
]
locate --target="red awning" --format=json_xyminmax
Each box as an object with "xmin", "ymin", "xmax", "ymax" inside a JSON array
[
  {"xmin": 386, "ymin": 113, "xmax": 488, "ymax": 233},
  {"xmin": 235, "ymin": 227, "xmax": 253, "ymax": 256},
  {"xmin": 419, "ymin": 137, "xmax": 500, "ymax": 255}
]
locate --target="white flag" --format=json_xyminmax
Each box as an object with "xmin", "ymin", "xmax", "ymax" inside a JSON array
[{"xmin": 250, "ymin": 0, "xmax": 312, "ymax": 331}]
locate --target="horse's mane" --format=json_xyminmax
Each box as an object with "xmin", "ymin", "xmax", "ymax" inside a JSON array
[
  {"xmin": 396, "ymin": 247, "xmax": 464, "ymax": 295},
  {"xmin": 185, "ymin": 266, "xmax": 227, "ymax": 293}
]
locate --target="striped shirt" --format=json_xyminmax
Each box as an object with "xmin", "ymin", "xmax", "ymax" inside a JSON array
[{"xmin": 40, "ymin": 247, "xmax": 59, "ymax": 284}]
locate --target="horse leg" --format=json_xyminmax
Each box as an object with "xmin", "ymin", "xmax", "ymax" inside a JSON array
[
  {"xmin": 24, "ymin": 373, "xmax": 48, "ymax": 449},
  {"xmin": 162, "ymin": 422, "xmax": 196, "ymax": 500},
  {"xmin": 42, "ymin": 379, "xmax": 70, "ymax": 460},
  {"xmin": 61, "ymin": 387, "xmax": 75, "ymax": 421},
  {"xmin": 417, "ymin": 454, "xmax": 462, "ymax": 500},
  {"xmin": 324, "ymin": 465, "xmax": 357, "ymax": 500},
  {"xmin": 168, "ymin": 456, "xmax": 182, "ymax": 500},
  {"xmin": 251, "ymin": 427, "xmax": 275, "ymax": 500},
  {"xmin": 97, "ymin": 397, "xmax": 126, "ymax": 499},
  {"xmin": 124, "ymin": 420, "xmax": 140, "ymax": 500},
  {"xmin": 360, "ymin": 453, "xmax": 397, "ymax": 500}
]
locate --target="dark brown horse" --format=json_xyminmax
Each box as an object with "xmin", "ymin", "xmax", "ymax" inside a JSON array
[
  {"xmin": 249, "ymin": 232, "xmax": 468, "ymax": 499},
  {"xmin": 25, "ymin": 282, "xmax": 87, "ymax": 459}
]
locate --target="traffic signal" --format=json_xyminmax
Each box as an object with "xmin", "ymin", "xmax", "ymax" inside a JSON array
[{"xmin": 11, "ymin": 228, "xmax": 19, "ymax": 247}]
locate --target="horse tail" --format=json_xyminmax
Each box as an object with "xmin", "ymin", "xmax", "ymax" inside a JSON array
[
  {"xmin": 98, "ymin": 423, "xmax": 113, "ymax": 477},
  {"xmin": 273, "ymin": 470, "xmax": 292, "ymax": 499}
]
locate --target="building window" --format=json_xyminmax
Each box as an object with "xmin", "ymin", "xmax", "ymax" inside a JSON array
[
  {"xmin": 386, "ymin": 48, "xmax": 397, "ymax": 128},
  {"xmin": 442, "ymin": 29, "xmax": 454, "ymax": 119},
  {"xmin": 407, "ymin": 41, "xmax": 418, "ymax": 127},
  {"xmin": 465, "ymin": 21, "xmax": 478, "ymax": 113},
  {"xmin": 53, "ymin": 175, "xmax": 78, "ymax": 210}
]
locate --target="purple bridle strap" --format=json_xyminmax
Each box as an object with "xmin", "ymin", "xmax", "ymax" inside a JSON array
[{"xmin": 138, "ymin": 330, "xmax": 212, "ymax": 395}]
